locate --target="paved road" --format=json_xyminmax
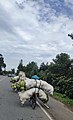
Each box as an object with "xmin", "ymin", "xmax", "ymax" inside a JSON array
[
  {"xmin": 0, "ymin": 76, "xmax": 52, "ymax": 120},
  {"xmin": 0, "ymin": 76, "xmax": 73, "ymax": 120}
]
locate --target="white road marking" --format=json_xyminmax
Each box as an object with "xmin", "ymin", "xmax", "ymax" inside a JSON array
[
  {"xmin": 37, "ymin": 101, "xmax": 54, "ymax": 120},
  {"xmin": 44, "ymin": 103, "xmax": 50, "ymax": 109}
]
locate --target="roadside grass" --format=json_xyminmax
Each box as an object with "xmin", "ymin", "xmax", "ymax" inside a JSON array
[{"xmin": 51, "ymin": 92, "xmax": 73, "ymax": 111}]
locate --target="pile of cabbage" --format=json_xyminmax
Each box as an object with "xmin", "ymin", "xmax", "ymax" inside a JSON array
[
  {"xmin": 11, "ymin": 80, "xmax": 26, "ymax": 91},
  {"xmin": 10, "ymin": 71, "xmax": 54, "ymax": 104},
  {"xmin": 10, "ymin": 76, "xmax": 19, "ymax": 83}
]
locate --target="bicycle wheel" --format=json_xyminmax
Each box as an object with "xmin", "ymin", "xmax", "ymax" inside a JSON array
[{"xmin": 31, "ymin": 99, "xmax": 36, "ymax": 109}]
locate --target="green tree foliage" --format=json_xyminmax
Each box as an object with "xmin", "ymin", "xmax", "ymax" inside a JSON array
[
  {"xmin": 47, "ymin": 53, "xmax": 73, "ymax": 99},
  {"xmin": 39, "ymin": 62, "xmax": 48, "ymax": 71},
  {"xmin": 65, "ymin": 78, "xmax": 73, "ymax": 99},
  {"xmin": 25, "ymin": 61, "xmax": 38, "ymax": 78},
  {"xmin": 38, "ymin": 62, "xmax": 49, "ymax": 80},
  {"xmin": 49, "ymin": 53, "xmax": 71, "ymax": 76},
  {"xmin": 11, "ymin": 68, "xmax": 15, "ymax": 74},
  {"xmin": 16, "ymin": 53, "xmax": 73, "ymax": 99},
  {"xmin": 0, "ymin": 54, "xmax": 6, "ymax": 74},
  {"xmin": 17, "ymin": 59, "xmax": 25, "ymax": 74}
]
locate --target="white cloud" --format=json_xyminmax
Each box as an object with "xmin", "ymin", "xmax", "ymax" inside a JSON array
[
  {"xmin": 0, "ymin": 0, "xmax": 73, "ymax": 70},
  {"xmin": 64, "ymin": 0, "xmax": 73, "ymax": 4},
  {"xmin": 64, "ymin": 0, "xmax": 73, "ymax": 10},
  {"xmin": 15, "ymin": 27, "xmax": 34, "ymax": 41}
]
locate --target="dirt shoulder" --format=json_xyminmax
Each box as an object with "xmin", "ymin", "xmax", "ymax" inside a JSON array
[{"xmin": 47, "ymin": 96, "xmax": 73, "ymax": 120}]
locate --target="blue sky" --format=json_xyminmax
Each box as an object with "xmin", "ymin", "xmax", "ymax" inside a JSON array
[{"xmin": 0, "ymin": 0, "xmax": 73, "ymax": 70}]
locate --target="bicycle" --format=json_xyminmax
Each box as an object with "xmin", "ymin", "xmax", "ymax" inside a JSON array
[{"xmin": 30, "ymin": 92, "xmax": 36, "ymax": 109}]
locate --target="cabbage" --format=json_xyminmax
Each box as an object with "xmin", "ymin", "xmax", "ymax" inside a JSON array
[
  {"xmin": 19, "ymin": 80, "xmax": 25, "ymax": 87},
  {"xmin": 11, "ymin": 84, "xmax": 16, "ymax": 89},
  {"xmin": 20, "ymin": 87, "xmax": 24, "ymax": 91}
]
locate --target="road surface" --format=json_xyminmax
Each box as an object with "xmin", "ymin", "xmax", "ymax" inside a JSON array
[
  {"xmin": 0, "ymin": 75, "xmax": 73, "ymax": 120},
  {"xmin": 0, "ymin": 75, "xmax": 53, "ymax": 120}
]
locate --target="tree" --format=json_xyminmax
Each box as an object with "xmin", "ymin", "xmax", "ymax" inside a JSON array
[
  {"xmin": 50, "ymin": 53, "xmax": 71, "ymax": 76},
  {"xmin": 53, "ymin": 53, "xmax": 70, "ymax": 64},
  {"xmin": 39, "ymin": 62, "xmax": 48, "ymax": 71},
  {"xmin": 16, "ymin": 52, "xmax": 73, "ymax": 99},
  {"xmin": 25, "ymin": 61, "xmax": 38, "ymax": 78},
  {"xmin": 68, "ymin": 33, "xmax": 73, "ymax": 39},
  {"xmin": 17, "ymin": 59, "xmax": 25, "ymax": 74},
  {"xmin": 11, "ymin": 68, "xmax": 15, "ymax": 74},
  {"xmin": 0, "ymin": 54, "xmax": 6, "ymax": 74},
  {"xmin": 65, "ymin": 78, "xmax": 73, "ymax": 98}
]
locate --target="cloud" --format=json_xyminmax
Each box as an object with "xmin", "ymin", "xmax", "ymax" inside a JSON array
[
  {"xmin": 64, "ymin": 0, "xmax": 73, "ymax": 4},
  {"xmin": 64, "ymin": 0, "xmax": 73, "ymax": 11},
  {"xmin": 0, "ymin": 0, "xmax": 73, "ymax": 70}
]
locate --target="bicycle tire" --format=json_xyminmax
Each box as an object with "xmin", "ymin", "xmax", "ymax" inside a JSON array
[{"xmin": 31, "ymin": 100, "xmax": 36, "ymax": 109}]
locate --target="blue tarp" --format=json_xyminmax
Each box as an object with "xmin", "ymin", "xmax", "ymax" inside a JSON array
[{"xmin": 31, "ymin": 75, "xmax": 40, "ymax": 80}]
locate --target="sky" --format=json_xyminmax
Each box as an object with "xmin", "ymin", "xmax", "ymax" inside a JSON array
[{"xmin": 0, "ymin": 0, "xmax": 73, "ymax": 70}]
